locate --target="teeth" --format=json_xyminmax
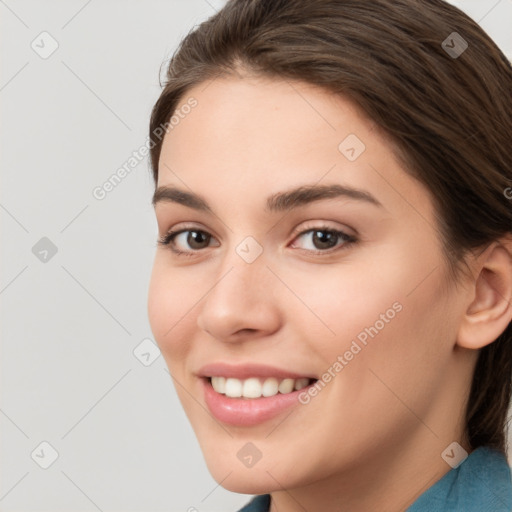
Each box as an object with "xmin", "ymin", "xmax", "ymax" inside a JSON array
[
  {"xmin": 278, "ymin": 378, "xmax": 295, "ymax": 394},
  {"xmin": 225, "ymin": 377, "xmax": 242, "ymax": 398},
  {"xmin": 294, "ymin": 378, "xmax": 310, "ymax": 390},
  {"xmin": 262, "ymin": 377, "xmax": 279, "ymax": 397},
  {"xmin": 211, "ymin": 376, "xmax": 226, "ymax": 394},
  {"xmin": 210, "ymin": 376, "xmax": 312, "ymax": 398},
  {"xmin": 243, "ymin": 378, "xmax": 262, "ymax": 398}
]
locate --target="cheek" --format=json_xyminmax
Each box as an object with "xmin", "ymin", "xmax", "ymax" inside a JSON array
[
  {"xmin": 147, "ymin": 257, "xmax": 195, "ymax": 363},
  {"xmin": 147, "ymin": 260, "xmax": 170, "ymax": 340},
  {"xmin": 288, "ymin": 242, "xmax": 450, "ymax": 388},
  {"xmin": 283, "ymin": 258, "xmax": 406, "ymax": 349}
]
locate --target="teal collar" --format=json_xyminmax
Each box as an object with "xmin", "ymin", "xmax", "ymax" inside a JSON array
[{"xmin": 237, "ymin": 446, "xmax": 512, "ymax": 511}]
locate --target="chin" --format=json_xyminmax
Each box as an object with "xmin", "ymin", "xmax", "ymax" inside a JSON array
[
  {"xmin": 200, "ymin": 451, "xmax": 281, "ymax": 494},
  {"xmin": 210, "ymin": 468, "xmax": 279, "ymax": 495}
]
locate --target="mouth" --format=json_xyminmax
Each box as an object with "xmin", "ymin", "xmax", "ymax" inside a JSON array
[
  {"xmin": 206, "ymin": 376, "xmax": 318, "ymax": 399},
  {"xmin": 201, "ymin": 375, "xmax": 319, "ymax": 426}
]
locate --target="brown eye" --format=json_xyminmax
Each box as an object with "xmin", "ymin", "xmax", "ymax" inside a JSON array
[
  {"xmin": 310, "ymin": 230, "xmax": 339, "ymax": 250},
  {"xmin": 158, "ymin": 228, "xmax": 219, "ymax": 255},
  {"xmin": 290, "ymin": 227, "xmax": 357, "ymax": 253},
  {"xmin": 184, "ymin": 230, "xmax": 211, "ymax": 250}
]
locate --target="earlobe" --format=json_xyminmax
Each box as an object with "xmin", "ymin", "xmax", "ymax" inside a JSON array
[{"xmin": 457, "ymin": 239, "xmax": 512, "ymax": 350}]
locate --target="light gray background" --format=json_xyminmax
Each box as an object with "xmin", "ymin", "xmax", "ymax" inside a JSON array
[{"xmin": 1, "ymin": 1, "xmax": 511, "ymax": 511}]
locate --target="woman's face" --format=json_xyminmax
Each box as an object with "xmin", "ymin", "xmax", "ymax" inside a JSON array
[{"xmin": 148, "ymin": 75, "xmax": 471, "ymax": 494}]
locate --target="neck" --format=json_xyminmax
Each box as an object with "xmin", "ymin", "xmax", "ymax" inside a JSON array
[{"xmin": 268, "ymin": 428, "xmax": 471, "ymax": 512}]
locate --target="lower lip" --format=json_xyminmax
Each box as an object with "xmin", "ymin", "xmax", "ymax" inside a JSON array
[{"xmin": 202, "ymin": 378, "xmax": 315, "ymax": 426}]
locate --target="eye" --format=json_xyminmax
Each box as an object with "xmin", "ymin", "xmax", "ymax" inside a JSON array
[
  {"xmin": 157, "ymin": 224, "xmax": 357, "ymax": 257},
  {"xmin": 157, "ymin": 228, "xmax": 219, "ymax": 256},
  {"xmin": 290, "ymin": 226, "xmax": 356, "ymax": 253}
]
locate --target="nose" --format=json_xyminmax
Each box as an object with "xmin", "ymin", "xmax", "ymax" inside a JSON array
[{"xmin": 196, "ymin": 252, "xmax": 282, "ymax": 343}]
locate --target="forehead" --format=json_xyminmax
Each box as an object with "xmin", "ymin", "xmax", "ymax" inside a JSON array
[
  {"xmin": 156, "ymin": 75, "xmax": 434, "ymax": 226},
  {"xmin": 168, "ymin": 76, "xmax": 371, "ymax": 139},
  {"xmin": 159, "ymin": 76, "xmax": 383, "ymax": 177}
]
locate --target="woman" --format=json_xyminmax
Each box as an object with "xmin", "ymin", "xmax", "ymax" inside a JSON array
[{"xmin": 147, "ymin": 0, "xmax": 512, "ymax": 510}]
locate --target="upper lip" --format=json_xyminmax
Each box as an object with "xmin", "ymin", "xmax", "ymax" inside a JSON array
[{"xmin": 197, "ymin": 362, "xmax": 316, "ymax": 380}]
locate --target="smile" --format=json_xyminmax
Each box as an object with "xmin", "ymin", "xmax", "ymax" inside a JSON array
[
  {"xmin": 209, "ymin": 376, "xmax": 315, "ymax": 399},
  {"xmin": 202, "ymin": 376, "xmax": 319, "ymax": 426}
]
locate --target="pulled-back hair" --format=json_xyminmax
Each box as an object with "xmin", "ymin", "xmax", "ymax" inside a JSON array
[{"xmin": 149, "ymin": 0, "xmax": 512, "ymax": 452}]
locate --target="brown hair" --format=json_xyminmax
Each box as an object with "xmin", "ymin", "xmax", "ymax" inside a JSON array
[{"xmin": 148, "ymin": 0, "xmax": 512, "ymax": 452}]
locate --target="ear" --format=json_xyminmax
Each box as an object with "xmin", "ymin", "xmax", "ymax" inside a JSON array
[{"xmin": 457, "ymin": 236, "xmax": 512, "ymax": 350}]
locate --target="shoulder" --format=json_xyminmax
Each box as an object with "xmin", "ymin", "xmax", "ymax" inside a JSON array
[
  {"xmin": 408, "ymin": 446, "xmax": 512, "ymax": 511},
  {"xmin": 236, "ymin": 494, "xmax": 271, "ymax": 512}
]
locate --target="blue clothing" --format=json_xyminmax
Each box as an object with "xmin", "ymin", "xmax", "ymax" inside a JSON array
[{"xmin": 237, "ymin": 446, "xmax": 512, "ymax": 511}]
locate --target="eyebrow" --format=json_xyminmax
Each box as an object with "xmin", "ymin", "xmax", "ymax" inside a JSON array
[{"xmin": 152, "ymin": 183, "xmax": 384, "ymax": 213}]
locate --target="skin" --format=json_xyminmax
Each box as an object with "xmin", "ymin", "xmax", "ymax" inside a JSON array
[{"xmin": 147, "ymin": 73, "xmax": 512, "ymax": 512}]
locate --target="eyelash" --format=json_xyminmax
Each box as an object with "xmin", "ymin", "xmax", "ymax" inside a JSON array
[{"xmin": 157, "ymin": 224, "xmax": 357, "ymax": 258}]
